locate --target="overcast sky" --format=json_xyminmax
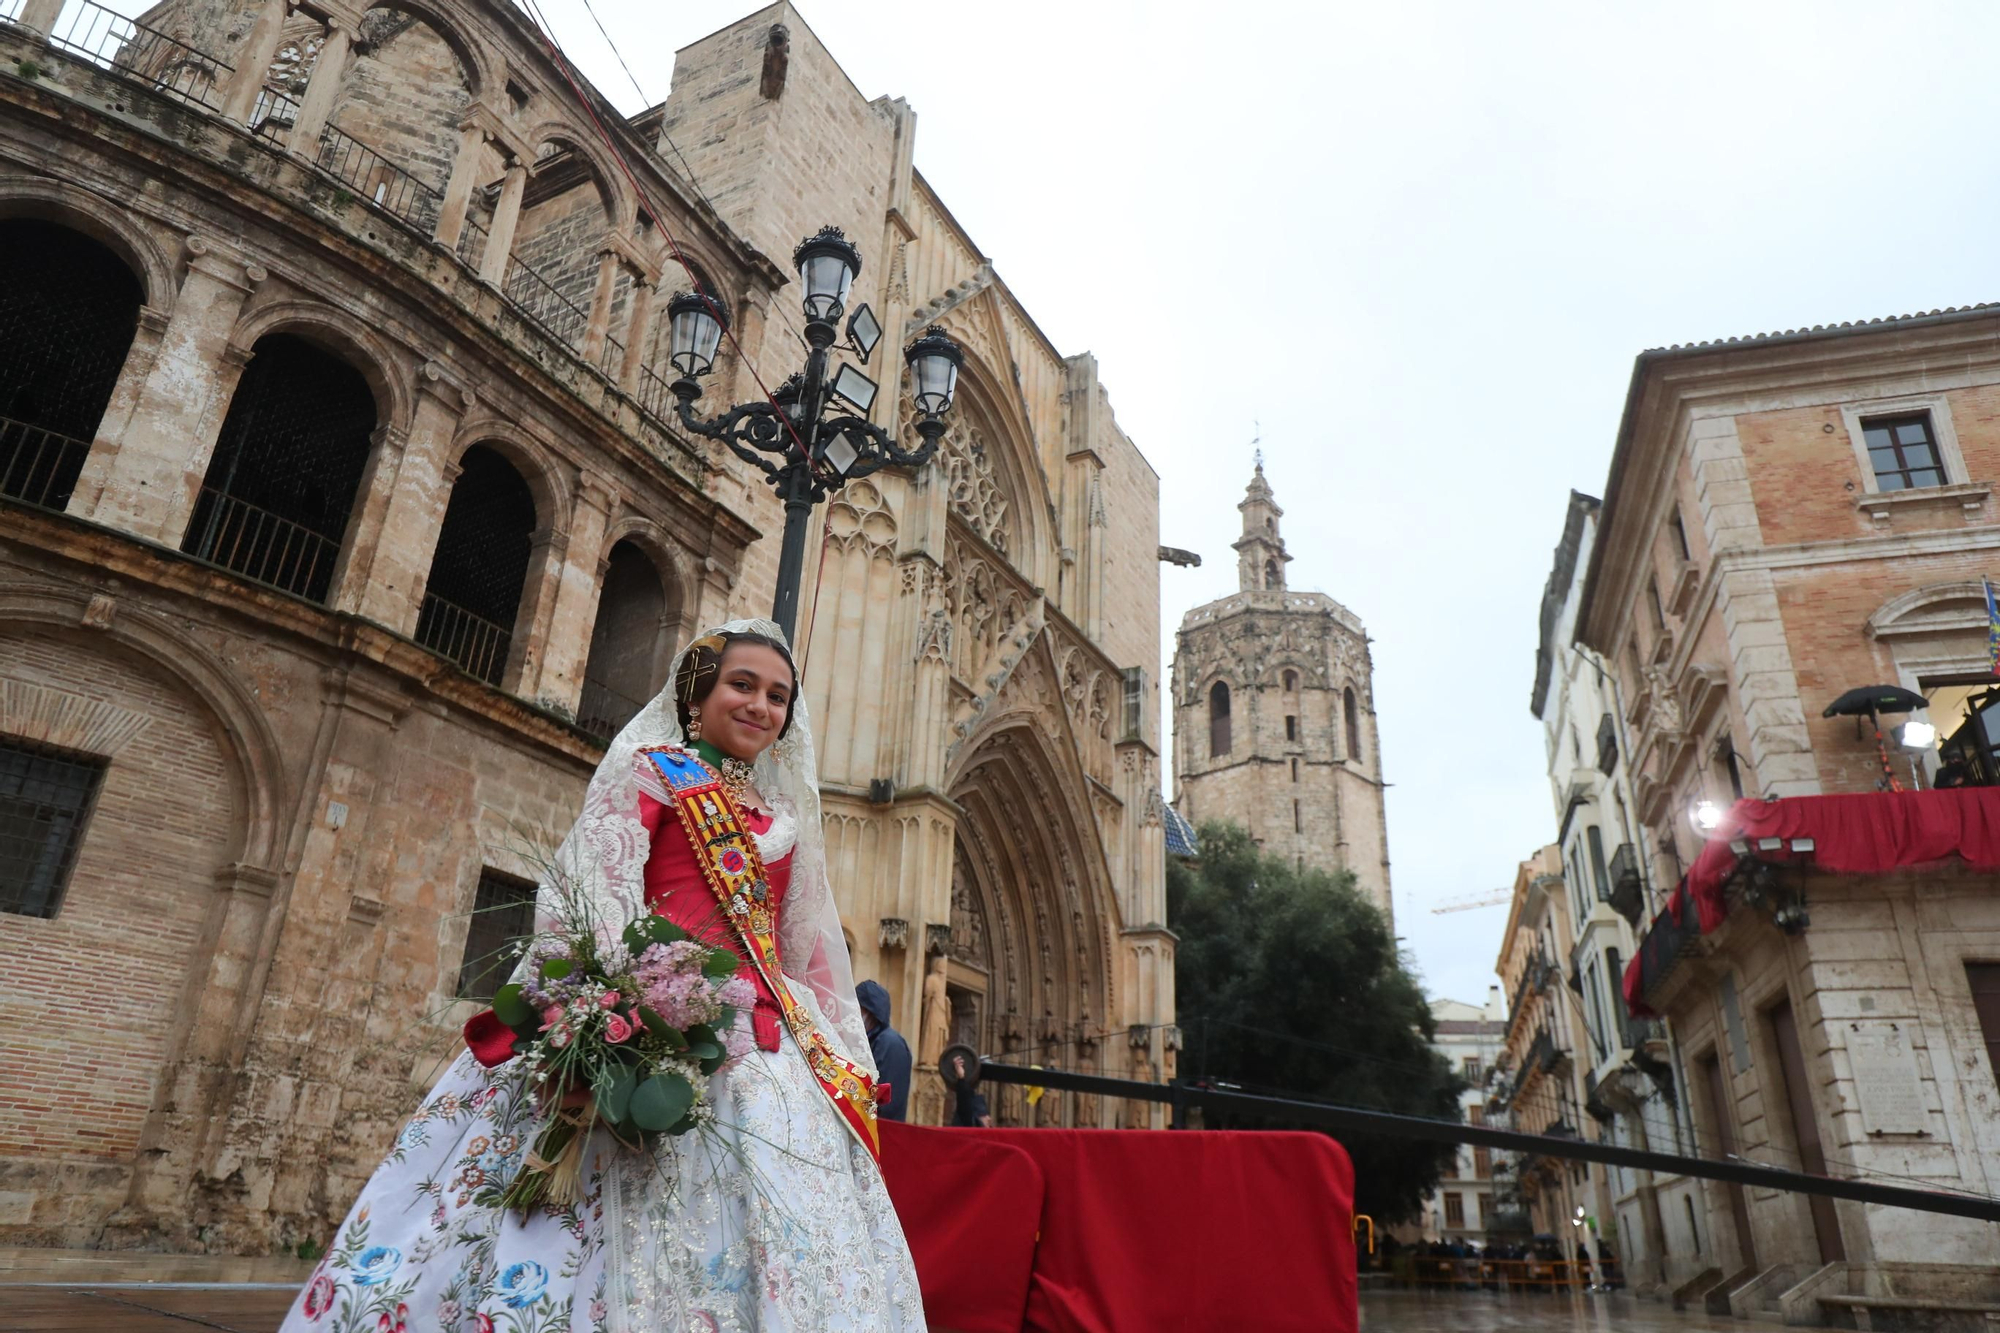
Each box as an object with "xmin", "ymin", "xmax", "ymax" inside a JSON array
[{"xmin": 159, "ymin": 0, "xmax": 2000, "ymax": 1004}]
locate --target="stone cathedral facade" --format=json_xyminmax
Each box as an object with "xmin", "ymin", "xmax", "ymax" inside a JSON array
[
  {"xmin": 0, "ymin": 0, "xmax": 1172, "ymax": 1254},
  {"xmin": 1171, "ymin": 465, "xmax": 1393, "ymax": 919}
]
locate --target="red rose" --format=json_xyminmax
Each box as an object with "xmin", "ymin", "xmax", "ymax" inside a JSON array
[
  {"xmin": 463, "ymin": 1009, "xmax": 519, "ymax": 1068},
  {"xmin": 476, "ymin": 1316, "xmax": 495, "ymax": 1333}
]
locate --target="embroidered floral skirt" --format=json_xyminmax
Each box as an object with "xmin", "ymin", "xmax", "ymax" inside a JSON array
[{"xmin": 280, "ymin": 1042, "xmax": 925, "ymax": 1333}]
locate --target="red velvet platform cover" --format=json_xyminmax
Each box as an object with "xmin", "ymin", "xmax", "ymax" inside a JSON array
[
  {"xmin": 1623, "ymin": 788, "xmax": 2000, "ymax": 1012},
  {"xmin": 879, "ymin": 1121, "xmax": 1356, "ymax": 1333}
]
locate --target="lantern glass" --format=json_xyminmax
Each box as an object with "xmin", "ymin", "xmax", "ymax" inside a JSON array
[
  {"xmin": 667, "ymin": 292, "xmax": 726, "ymax": 377},
  {"xmin": 909, "ymin": 348, "xmax": 959, "ymax": 417},
  {"xmin": 800, "ymin": 253, "xmax": 855, "ymax": 322}
]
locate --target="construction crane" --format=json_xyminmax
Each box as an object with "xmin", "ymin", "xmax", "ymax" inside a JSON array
[{"xmin": 1430, "ymin": 887, "xmax": 1512, "ymax": 915}]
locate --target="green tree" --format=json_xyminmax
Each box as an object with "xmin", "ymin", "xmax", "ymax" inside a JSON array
[{"xmin": 1170, "ymin": 821, "xmax": 1465, "ymax": 1223}]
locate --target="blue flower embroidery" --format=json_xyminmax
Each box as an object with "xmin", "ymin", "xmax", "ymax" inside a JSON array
[
  {"xmin": 351, "ymin": 1245, "xmax": 403, "ymax": 1286},
  {"xmin": 497, "ymin": 1259, "xmax": 549, "ymax": 1308}
]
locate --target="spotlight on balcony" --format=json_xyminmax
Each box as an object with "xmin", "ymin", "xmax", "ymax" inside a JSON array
[
  {"xmin": 1898, "ymin": 719, "xmax": 1937, "ymax": 750},
  {"xmin": 1690, "ymin": 799, "xmax": 1724, "ymax": 833}
]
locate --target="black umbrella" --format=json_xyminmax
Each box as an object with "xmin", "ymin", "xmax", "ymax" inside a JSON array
[{"xmin": 1822, "ymin": 685, "xmax": 1928, "ymax": 719}]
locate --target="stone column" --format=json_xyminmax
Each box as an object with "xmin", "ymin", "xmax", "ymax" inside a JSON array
[
  {"xmin": 478, "ymin": 162, "xmax": 528, "ymax": 288},
  {"xmin": 70, "ymin": 239, "xmax": 266, "ymax": 544},
  {"xmin": 581, "ymin": 247, "xmax": 622, "ymax": 368},
  {"xmin": 17, "ymin": 0, "xmax": 63, "ymax": 38},
  {"xmin": 521, "ymin": 476, "xmax": 619, "ymax": 709},
  {"xmin": 334, "ymin": 363, "xmax": 466, "ymax": 633},
  {"xmin": 433, "ymin": 124, "xmax": 487, "ymax": 252},
  {"xmin": 618, "ymin": 279, "xmax": 658, "ymax": 394},
  {"xmin": 215, "ymin": 0, "xmax": 290, "ymax": 125},
  {"xmin": 285, "ymin": 18, "xmax": 354, "ymax": 152}
]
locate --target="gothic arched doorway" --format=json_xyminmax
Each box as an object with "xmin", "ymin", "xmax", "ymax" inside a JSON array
[{"xmin": 945, "ymin": 721, "xmax": 1114, "ymax": 1127}]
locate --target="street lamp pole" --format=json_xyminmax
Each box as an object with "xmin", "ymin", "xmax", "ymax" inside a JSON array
[{"xmin": 665, "ymin": 225, "xmax": 965, "ymax": 642}]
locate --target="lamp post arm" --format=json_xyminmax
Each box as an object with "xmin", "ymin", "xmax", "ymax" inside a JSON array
[{"xmin": 670, "ymin": 383, "xmax": 792, "ymax": 480}]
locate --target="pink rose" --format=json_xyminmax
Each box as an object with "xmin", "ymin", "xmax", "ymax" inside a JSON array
[
  {"xmin": 540, "ymin": 1005, "xmax": 564, "ymax": 1030},
  {"xmin": 598, "ymin": 992, "xmax": 620, "ymax": 1009},
  {"xmin": 604, "ymin": 1013, "xmax": 633, "ymax": 1044}
]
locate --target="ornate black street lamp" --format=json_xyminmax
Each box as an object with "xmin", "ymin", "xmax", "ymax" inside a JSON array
[{"xmin": 668, "ymin": 225, "xmax": 964, "ymax": 639}]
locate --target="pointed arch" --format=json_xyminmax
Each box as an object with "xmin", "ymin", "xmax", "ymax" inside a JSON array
[{"xmin": 1209, "ymin": 678, "xmax": 1232, "ymax": 757}]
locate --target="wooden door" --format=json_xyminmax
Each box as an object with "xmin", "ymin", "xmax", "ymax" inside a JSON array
[
  {"xmin": 1768, "ymin": 1000, "xmax": 1845, "ymax": 1264},
  {"xmin": 1700, "ymin": 1053, "xmax": 1758, "ymax": 1270}
]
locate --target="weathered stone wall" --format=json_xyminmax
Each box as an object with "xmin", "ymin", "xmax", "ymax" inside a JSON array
[{"xmin": 327, "ymin": 12, "xmax": 473, "ymax": 196}]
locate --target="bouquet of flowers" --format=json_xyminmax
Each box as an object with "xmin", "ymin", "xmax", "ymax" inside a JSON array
[{"xmin": 462, "ymin": 910, "xmax": 756, "ymax": 1214}]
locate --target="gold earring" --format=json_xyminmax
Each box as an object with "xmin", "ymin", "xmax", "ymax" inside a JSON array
[{"xmin": 688, "ymin": 709, "xmax": 702, "ymax": 742}]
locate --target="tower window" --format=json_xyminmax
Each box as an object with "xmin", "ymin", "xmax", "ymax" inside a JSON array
[
  {"xmin": 1293, "ymin": 799, "xmax": 1302, "ymax": 833},
  {"xmin": 1344, "ymin": 687, "xmax": 1363, "ymax": 762},
  {"xmin": 1283, "ymin": 669, "xmax": 1298, "ymax": 692},
  {"xmin": 1208, "ymin": 680, "xmax": 1231, "ymax": 757},
  {"xmin": 1264, "ymin": 558, "xmax": 1278, "ymax": 588},
  {"xmin": 1669, "ymin": 507, "xmax": 1691, "ymax": 562},
  {"xmin": 1291, "ymin": 757, "xmax": 1299, "ymax": 782}
]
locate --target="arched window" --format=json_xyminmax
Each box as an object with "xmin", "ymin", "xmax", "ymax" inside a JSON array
[
  {"xmin": 0, "ymin": 220, "xmax": 142, "ymax": 510},
  {"xmin": 417, "ymin": 445, "xmax": 536, "ymax": 685},
  {"xmin": 1209, "ymin": 680, "xmax": 1232, "ymax": 757},
  {"xmin": 1283, "ymin": 669, "xmax": 1298, "ymax": 693},
  {"xmin": 578, "ymin": 540, "xmax": 673, "ymax": 740},
  {"xmin": 1344, "ymin": 687, "xmax": 1363, "ymax": 762},
  {"xmin": 183, "ymin": 334, "xmax": 375, "ymax": 603},
  {"xmin": 1264, "ymin": 559, "xmax": 1278, "ymax": 588}
]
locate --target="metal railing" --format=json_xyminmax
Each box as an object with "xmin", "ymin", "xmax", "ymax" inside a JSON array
[
  {"xmin": 503, "ymin": 256, "xmax": 591, "ymax": 352},
  {"xmin": 316, "ymin": 122, "xmax": 442, "ymax": 232},
  {"xmin": 0, "ymin": 417, "xmax": 92, "ymax": 511},
  {"xmin": 576, "ymin": 677, "xmax": 645, "ymax": 742},
  {"xmin": 636, "ymin": 360, "xmax": 676, "ymax": 423},
  {"xmin": 1633, "ymin": 899, "xmax": 1701, "ymax": 1005},
  {"xmin": 1607, "ymin": 841, "xmax": 1645, "ymax": 924},
  {"xmin": 416, "ymin": 592, "xmax": 511, "ymax": 685},
  {"xmin": 250, "ymin": 86, "xmax": 300, "ymax": 137},
  {"xmin": 0, "ymin": 0, "xmax": 28, "ymax": 24},
  {"xmin": 184, "ymin": 488, "xmax": 341, "ymax": 603},
  {"xmin": 47, "ymin": 0, "xmax": 234, "ymax": 112}
]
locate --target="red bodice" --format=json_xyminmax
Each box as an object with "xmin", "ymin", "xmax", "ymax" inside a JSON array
[{"xmin": 636, "ymin": 791, "xmax": 791, "ymax": 1052}]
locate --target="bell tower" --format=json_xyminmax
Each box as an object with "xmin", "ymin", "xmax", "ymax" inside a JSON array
[{"xmin": 1232, "ymin": 459, "xmax": 1291, "ymax": 591}]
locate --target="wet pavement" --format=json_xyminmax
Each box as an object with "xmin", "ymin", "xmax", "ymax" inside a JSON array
[{"xmin": 0, "ymin": 1283, "xmax": 1756, "ymax": 1331}]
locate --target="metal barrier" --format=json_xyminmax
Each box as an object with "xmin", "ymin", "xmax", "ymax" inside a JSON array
[
  {"xmin": 0, "ymin": 417, "xmax": 91, "ymax": 511},
  {"xmin": 47, "ymin": 0, "xmax": 234, "ymax": 112},
  {"xmin": 503, "ymin": 257, "xmax": 591, "ymax": 352}
]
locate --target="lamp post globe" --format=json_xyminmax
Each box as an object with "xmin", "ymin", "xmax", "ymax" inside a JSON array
[
  {"xmin": 665, "ymin": 290, "xmax": 727, "ymax": 379},
  {"xmin": 666, "ymin": 224, "xmax": 965, "ymax": 640},
  {"xmin": 793, "ymin": 226, "xmax": 861, "ymax": 326}
]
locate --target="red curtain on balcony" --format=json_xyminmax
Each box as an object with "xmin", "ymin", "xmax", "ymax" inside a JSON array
[{"xmin": 1625, "ymin": 789, "xmax": 2000, "ymax": 1013}]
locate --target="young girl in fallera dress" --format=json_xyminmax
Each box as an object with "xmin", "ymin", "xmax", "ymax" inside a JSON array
[{"xmin": 280, "ymin": 620, "xmax": 925, "ymax": 1333}]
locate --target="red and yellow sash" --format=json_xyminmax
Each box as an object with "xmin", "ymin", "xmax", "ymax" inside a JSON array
[{"xmin": 641, "ymin": 745, "xmax": 881, "ymax": 1160}]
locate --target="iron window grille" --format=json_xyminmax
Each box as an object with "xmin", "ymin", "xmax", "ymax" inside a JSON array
[
  {"xmin": 456, "ymin": 868, "xmax": 537, "ymax": 1001},
  {"xmin": 0, "ymin": 737, "xmax": 107, "ymax": 919},
  {"xmin": 1862, "ymin": 413, "xmax": 1946, "ymax": 492}
]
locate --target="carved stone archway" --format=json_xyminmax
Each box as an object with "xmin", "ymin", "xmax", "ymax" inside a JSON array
[{"xmin": 946, "ymin": 720, "xmax": 1113, "ymax": 1127}]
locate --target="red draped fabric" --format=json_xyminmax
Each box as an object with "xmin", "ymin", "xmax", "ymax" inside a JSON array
[
  {"xmin": 880, "ymin": 1122, "xmax": 1356, "ymax": 1333},
  {"xmin": 1623, "ymin": 789, "xmax": 2000, "ymax": 1011}
]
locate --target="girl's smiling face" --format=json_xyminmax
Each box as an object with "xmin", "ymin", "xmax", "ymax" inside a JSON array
[{"xmin": 699, "ymin": 642, "xmax": 794, "ymax": 761}]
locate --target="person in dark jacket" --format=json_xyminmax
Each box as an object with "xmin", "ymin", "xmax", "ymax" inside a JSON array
[{"xmin": 855, "ymin": 980, "xmax": 912, "ymax": 1122}]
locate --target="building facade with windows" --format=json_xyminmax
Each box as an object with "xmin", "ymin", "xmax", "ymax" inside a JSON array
[
  {"xmin": 0, "ymin": 0, "xmax": 1174, "ymax": 1255},
  {"xmin": 1417, "ymin": 993, "xmax": 1508, "ymax": 1244},
  {"xmin": 1488, "ymin": 846, "xmax": 1599, "ymax": 1258},
  {"xmin": 1582, "ymin": 309, "xmax": 2000, "ymax": 1315},
  {"xmin": 1531, "ymin": 489, "xmax": 1703, "ymax": 1294},
  {"xmin": 1170, "ymin": 463, "xmax": 1392, "ymax": 917}
]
